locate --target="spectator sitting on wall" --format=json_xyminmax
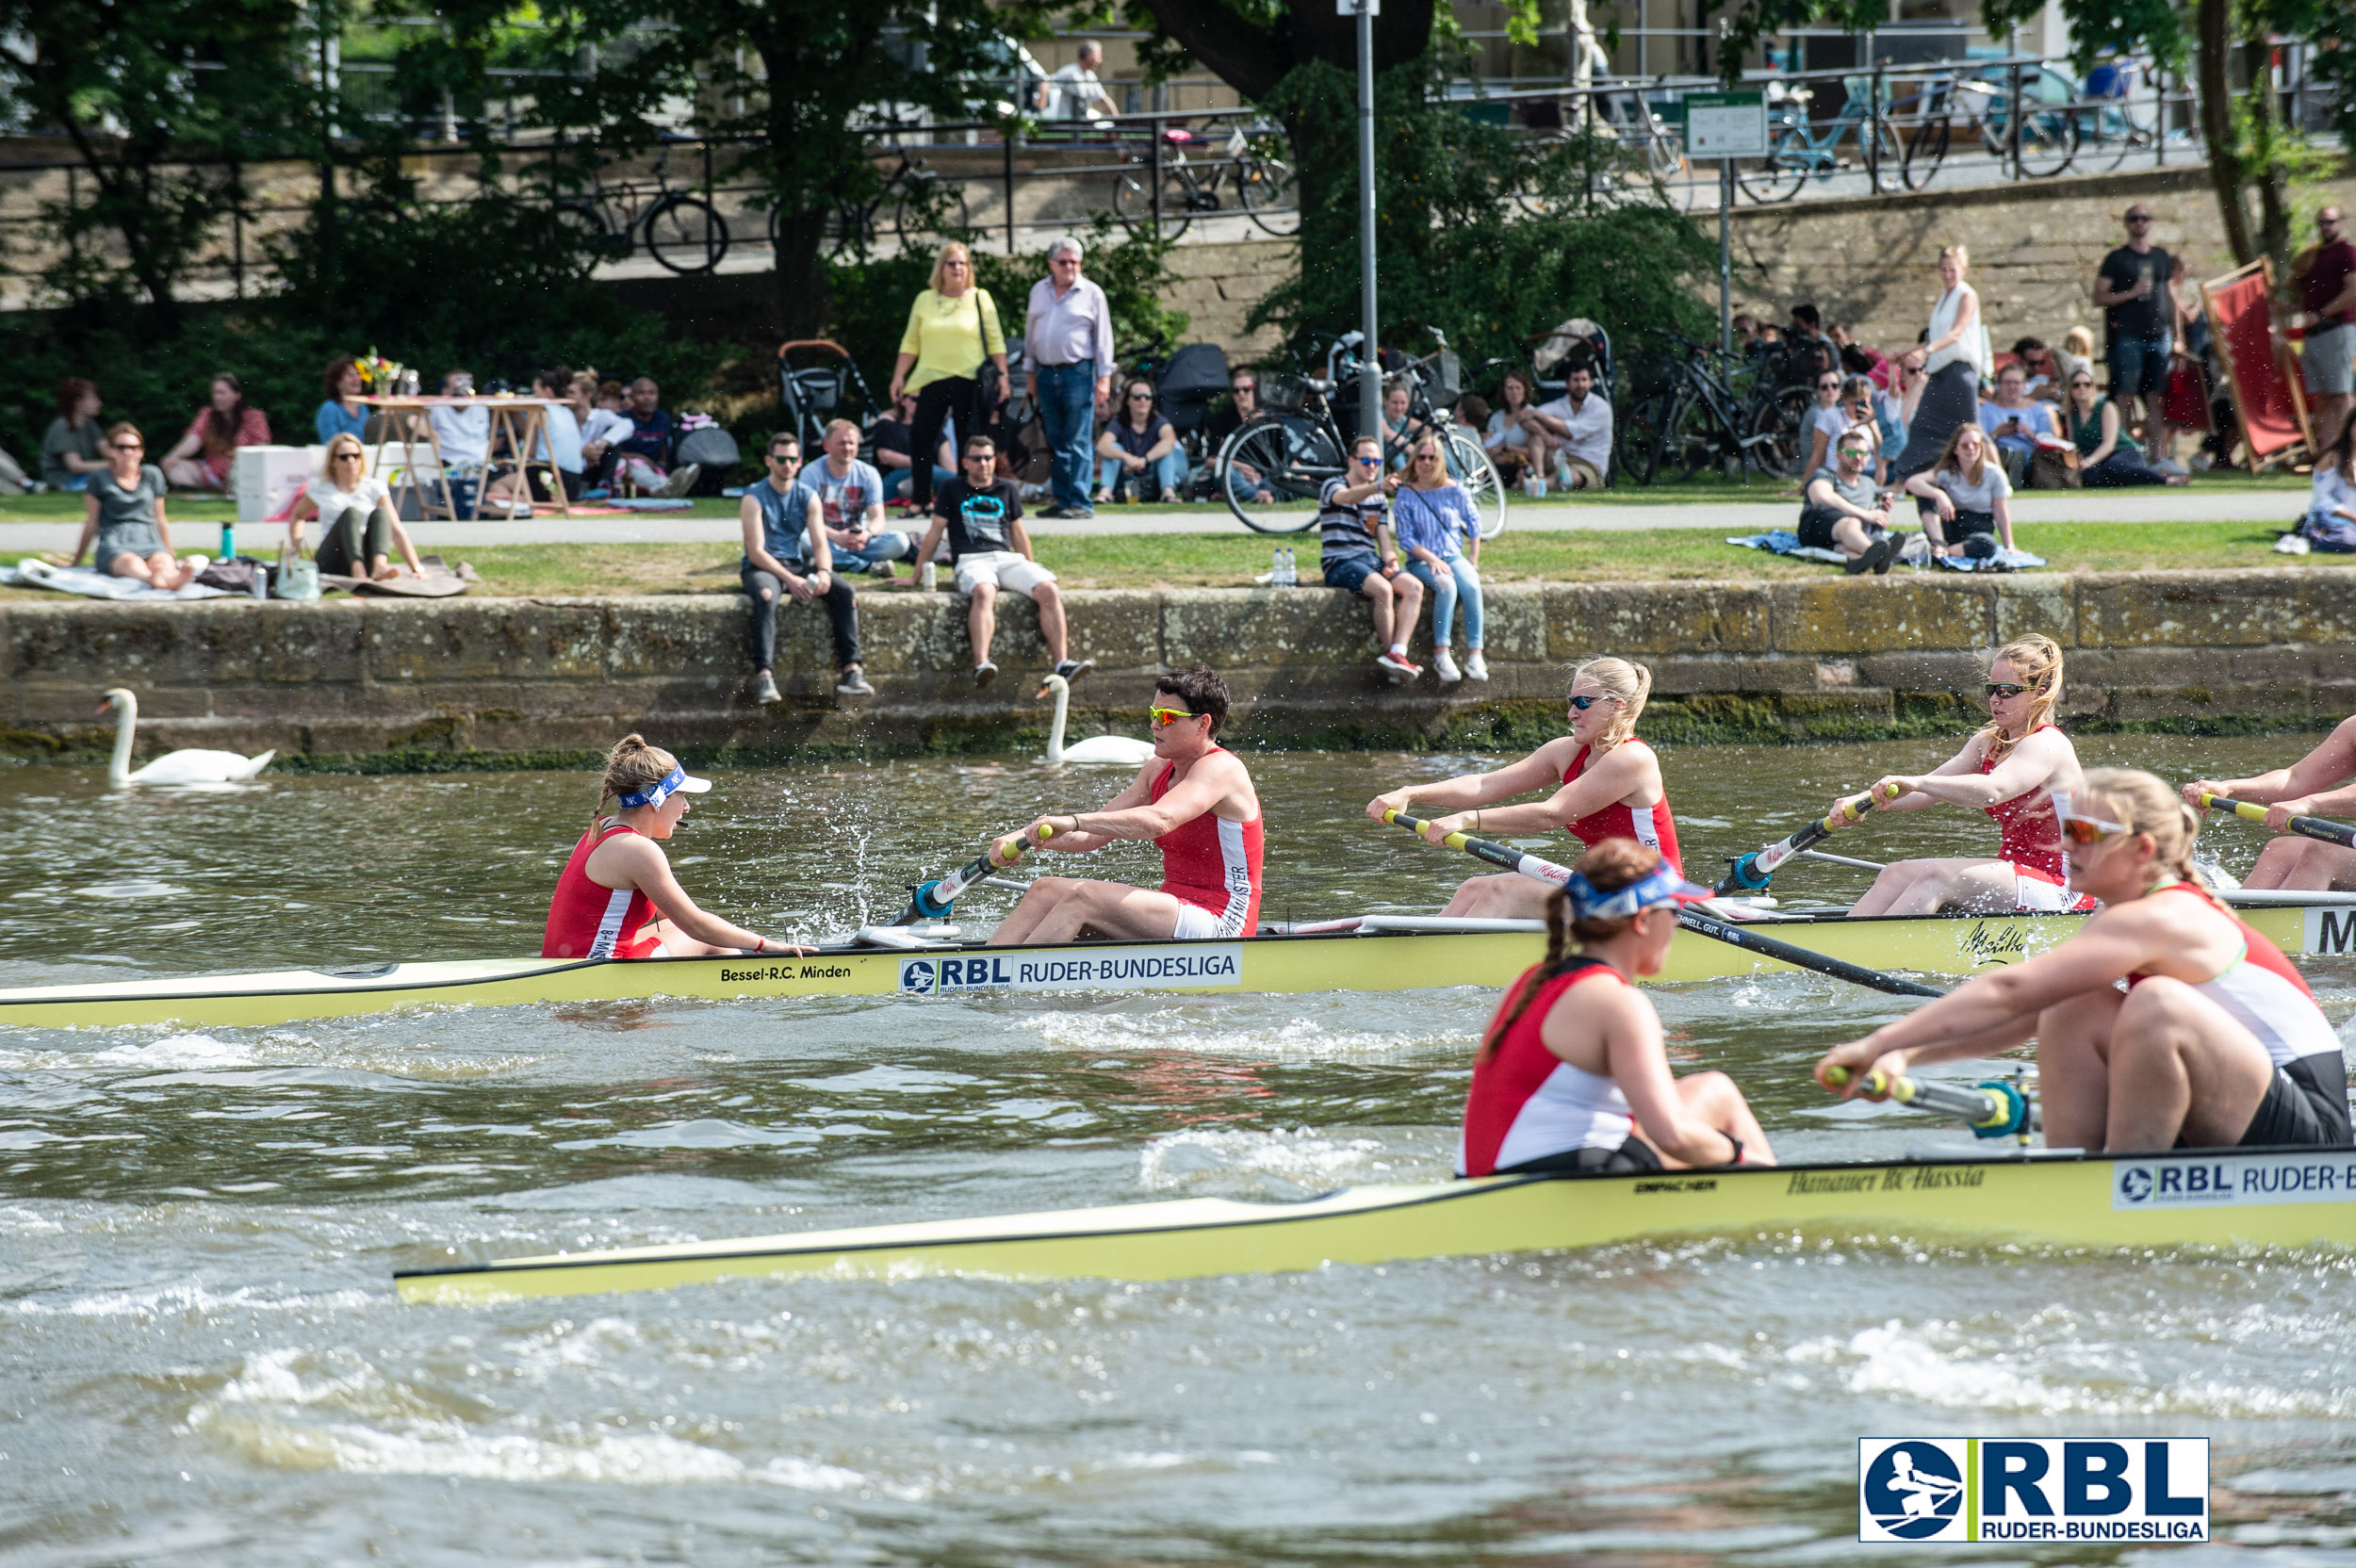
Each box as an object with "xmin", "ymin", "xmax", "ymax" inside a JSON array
[
  {"xmin": 1532, "ymin": 363, "xmax": 1612, "ymax": 490},
  {"xmin": 739, "ymin": 433, "xmax": 872, "ymax": 706},
  {"xmin": 1978, "ymin": 362, "xmax": 2056, "ymax": 486},
  {"xmin": 42, "ymin": 378, "xmax": 107, "ymax": 493},
  {"xmin": 916, "ymin": 434, "xmax": 1089, "ymax": 687},
  {"xmin": 1318, "ymin": 433, "xmax": 1424, "ymax": 683},
  {"xmin": 1800, "ymin": 428, "xmax": 1900, "ymax": 574},
  {"xmin": 318, "ymin": 357, "xmax": 368, "ymax": 446},
  {"xmin": 72, "ymin": 422, "xmax": 197, "ymax": 589},
  {"xmin": 2062, "ymin": 365, "xmax": 2186, "ymax": 487},
  {"xmin": 810, "ymin": 418, "xmax": 916, "ymax": 579},
  {"xmin": 160, "ymin": 372, "xmax": 269, "ymax": 492},
  {"xmin": 1393, "ymin": 433, "xmax": 1487, "ymax": 685},
  {"xmin": 1095, "ymin": 377, "xmax": 1188, "ymax": 503},
  {"xmin": 1037, "ymin": 40, "xmax": 1118, "ymax": 123},
  {"xmin": 1905, "ymin": 422, "xmax": 2015, "ymax": 561},
  {"xmin": 614, "ymin": 376, "xmax": 701, "ymax": 498},
  {"xmin": 2293, "ymin": 205, "xmax": 2356, "ymax": 457},
  {"xmin": 1482, "ymin": 367, "xmax": 1549, "ymax": 489}
]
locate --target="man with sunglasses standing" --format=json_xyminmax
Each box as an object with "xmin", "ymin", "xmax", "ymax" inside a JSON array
[
  {"xmin": 985, "ymin": 666, "xmax": 1263, "ymax": 945},
  {"xmin": 740, "ymin": 433, "xmax": 872, "ymax": 707},
  {"xmin": 1320, "ymin": 434, "xmax": 1424, "ymax": 681},
  {"xmin": 2092, "ymin": 204, "xmax": 2186, "ymax": 468},
  {"xmin": 915, "ymin": 433, "xmax": 1090, "ymax": 687},
  {"xmin": 2294, "ymin": 206, "xmax": 2356, "ymax": 455}
]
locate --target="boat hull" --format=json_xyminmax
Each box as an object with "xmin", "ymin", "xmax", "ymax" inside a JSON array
[
  {"xmin": 395, "ymin": 1145, "xmax": 2356, "ymax": 1303},
  {"xmin": 1, "ymin": 905, "xmax": 2340, "ymax": 1030}
]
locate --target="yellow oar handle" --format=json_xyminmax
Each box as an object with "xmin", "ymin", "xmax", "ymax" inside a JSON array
[
  {"xmin": 999, "ymin": 822, "xmax": 1056, "ymax": 862},
  {"xmin": 1381, "ymin": 806, "xmax": 1474, "ymax": 853},
  {"xmin": 1822, "ymin": 780, "xmax": 1905, "ymax": 831},
  {"xmin": 2197, "ymin": 792, "xmax": 2356, "ymax": 848},
  {"xmin": 1822, "ymin": 1064, "xmax": 1891, "ymax": 1096}
]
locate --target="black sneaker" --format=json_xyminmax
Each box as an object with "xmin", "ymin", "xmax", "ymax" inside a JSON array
[
  {"xmin": 1848, "ymin": 536, "xmax": 1892, "ymax": 576},
  {"xmin": 1053, "ymin": 658, "xmax": 1094, "ymax": 682},
  {"xmin": 1873, "ymin": 532, "xmax": 1903, "ymax": 575}
]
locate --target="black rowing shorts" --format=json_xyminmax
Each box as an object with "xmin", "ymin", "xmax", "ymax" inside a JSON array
[
  {"xmin": 1499, "ymin": 1137, "xmax": 1664, "ymax": 1176},
  {"xmin": 2238, "ymin": 1052, "xmax": 2354, "ymax": 1149}
]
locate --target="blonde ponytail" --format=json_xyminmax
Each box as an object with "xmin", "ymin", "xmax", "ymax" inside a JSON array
[
  {"xmin": 1572, "ymin": 657, "xmax": 1653, "ymax": 751},
  {"xmin": 1974, "ymin": 634, "xmax": 2063, "ymax": 765},
  {"xmin": 2078, "ymin": 766, "xmax": 2203, "ymax": 889}
]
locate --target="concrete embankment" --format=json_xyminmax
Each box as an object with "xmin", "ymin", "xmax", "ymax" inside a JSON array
[{"xmin": 0, "ymin": 570, "xmax": 2341, "ymax": 768}]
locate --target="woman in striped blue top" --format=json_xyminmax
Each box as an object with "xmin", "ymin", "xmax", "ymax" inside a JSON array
[{"xmin": 1392, "ymin": 433, "xmax": 1486, "ymax": 683}]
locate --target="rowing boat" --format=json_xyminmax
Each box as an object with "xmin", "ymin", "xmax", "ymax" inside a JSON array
[
  {"xmin": 9, "ymin": 897, "xmax": 2356, "ymax": 1031},
  {"xmin": 395, "ymin": 1143, "xmax": 2356, "ymax": 1302}
]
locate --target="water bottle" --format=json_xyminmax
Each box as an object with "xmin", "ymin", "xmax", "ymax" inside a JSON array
[
  {"xmin": 220, "ymin": 520, "xmax": 236, "ymax": 563},
  {"xmin": 1270, "ymin": 546, "xmax": 1284, "ymax": 585},
  {"xmin": 1283, "ymin": 547, "xmax": 1297, "ymax": 585}
]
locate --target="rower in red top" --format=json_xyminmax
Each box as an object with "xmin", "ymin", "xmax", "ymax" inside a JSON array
[
  {"xmin": 2184, "ymin": 714, "xmax": 2356, "ymax": 890},
  {"xmin": 1368, "ymin": 657, "xmax": 1679, "ymax": 920},
  {"xmin": 1822, "ymin": 634, "xmax": 2093, "ymax": 914},
  {"xmin": 987, "ymin": 666, "xmax": 1264, "ymax": 944},
  {"xmin": 543, "ymin": 734, "xmax": 801, "ymax": 960},
  {"xmin": 1820, "ymin": 768, "xmax": 2351, "ymax": 1152},
  {"xmin": 1462, "ymin": 838, "xmax": 1775, "ymax": 1176}
]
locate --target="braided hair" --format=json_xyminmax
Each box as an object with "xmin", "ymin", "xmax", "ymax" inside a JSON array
[{"xmin": 1477, "ymin": 838, "xmax": 1661, "ymax": 1062}]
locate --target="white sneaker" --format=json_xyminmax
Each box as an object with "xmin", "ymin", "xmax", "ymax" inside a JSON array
[
  {"xmin": 1433, "ymin": 649, "xmax": 1463, "ymax": 683},
  {"xmin": 656, "ymin": 463, "xmax": 702, "ymax": 498},
  {"xmin": 1464, "ymin": 651, "xmax": 1489, "ymax": 680}
]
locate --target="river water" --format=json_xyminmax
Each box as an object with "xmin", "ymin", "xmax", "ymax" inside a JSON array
[{"xmin": 2, "ymin": 734, "xmax": 2352, "ymax": 1565}]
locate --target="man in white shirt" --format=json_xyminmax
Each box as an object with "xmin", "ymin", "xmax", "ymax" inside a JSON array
[
  {"xmin": 1036, "ymin": 41, "xmax": 1117, "ymax": 123},
  {"xmin": 1023, "ymin": 236, "xmax": 1120, "ymax": 518},
  {"xmin": 428, "ymin": 369, "xmax": 490, "ymax": 473},
  {"xmin": 1530, "ymin": 364, "xmax": 1613, "ymax": 490}
]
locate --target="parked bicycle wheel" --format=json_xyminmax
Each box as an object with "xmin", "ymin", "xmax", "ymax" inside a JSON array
[
  {"xmin": 1442, "ymin": 426, "xmax": 1508, "ymax": 540},
  {"xmin": 1656, "ymin": 393, "xmax": 1720, "ymax": 484},
  {"xmin": 892, "ymin": 178, "xmax": 973, "ymax": 246},
  {"xmin": 1616, "ymin": 386, "xmax": 1676, "ymax": 486},
  {"xmin": 645, "ymin": 195, "xmax": 728, "ymax": 273},
  {"xmin": 1221, "ymin": 415, "xmax": 1335, "ymax": 534},
  {"xmin": 1237, "ymin": 155, "xmax": 1299, "ymax": 236},
  {"xmin": 1112, "ymin": 167, "xmax": 1195, "ymax": 241},
  {"xmin": 1736, "ymin": 127, "xmax": 1809, "ymax": 203},
  {"xmin": 1746, "ymin": 385, "xmax": 1815, "ymax": 480},
  {"xmin": 554, "ymin": 201, "xmax": 624, "ymax": 261},
  {"xmin": 1860, "ymin": 114, "xmax": 1904, "ymax": 192},
  {"xmin": 1900, "ymin": 111, "xmax": 1951, "ymax": 190},
  {"xmin": 2009, "ymin": 106, "xmax": 2081, "ymax": 177}
]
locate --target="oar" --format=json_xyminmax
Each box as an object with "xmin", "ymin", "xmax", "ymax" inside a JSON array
[
  {"xmin": 1379, "ymin": 808, "xmax": 1945, "ymax": 999},
  {"xmin": 893, "ymin": 825, "xmax": 1055, "ymax": 924},
  {"xmin": 1799, "ymin": 848, "xmax": 1888, "ymax": 873},
  {"xmin": 1715, "ymin": 782, "xmax": 1905, "ymax": 895},
  {"xmin": 2197, "ymin": 791, "xmax": 2356, "ymax": 848},
  {"xmin": 1824, "ymin": 1064, "xmax": 2033, "ymax": 1142}
]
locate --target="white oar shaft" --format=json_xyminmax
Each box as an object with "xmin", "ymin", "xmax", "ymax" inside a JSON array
[{"xmin": 1798, "ymin": 848, "xmax": 1889, "ymax": 873}]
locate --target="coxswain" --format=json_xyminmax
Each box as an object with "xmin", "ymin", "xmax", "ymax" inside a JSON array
[
  {"xmin": 1818, "ymin": 768, "xmax": 2352, "ymax": 1152},
  {"xmin": 987, "ymin": 666, "xmax": 1263, "ymax": 943},
  {"xmin": 1824, "ymin": 634, "xmax": 2090, "ymax": 914},
  {"xmin": 1367, "ymin": 657, "xmax": 1679, "ymax": 919},
  {"xmin": 1462, "ymin": 838, "xmax": 1775, "ymax": 1176},
  {"xmin": 543, "ymin": 735, "xmax": 802, "ymax": 960},
  {"xmin": 2185, "ymin": 715, "xmax": 2356, "ymax": 890}
]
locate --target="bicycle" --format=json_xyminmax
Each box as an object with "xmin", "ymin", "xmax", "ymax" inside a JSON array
[
  {"xmin": 1218, "ymin": 330, "xmax": 1506, "ymax": 539},
  {"xmin": 1736, "ymin": 78, "xmax": 1900, "ymax": 203},
  {"xmin": 1515, "ymin": 88, "xmax": 1694, "ymax": 213},
  {"xmin": 1113, "ymin": 122, "xmax": 1299, "ymax": 241},
  {"xmin": 1899, "ymin": 67, "xmax": 2081, "ymax": 188},
  {"xmin": 1621, "ymin": 332, "xmax": 1809, "ymax": 485},
  {"xmin": 769, "ymin": 148, "xmax": 973, "ymax": 260},
  {"xmin": 553, "ymin": 140, "xmax": 728, "ymax": 274}
]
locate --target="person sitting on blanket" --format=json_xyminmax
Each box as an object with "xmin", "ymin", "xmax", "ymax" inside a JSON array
[
  {"xmin": 288, "ymin": 434, "xmax": 430, "ymax": 583},
  {"xmin": 1799, "ymin": 429, "xmax": 1902, "ymax": 575},
  {"xmin": 1905, "ymin": 422, "xmax": 2016, "ymax": 563}
]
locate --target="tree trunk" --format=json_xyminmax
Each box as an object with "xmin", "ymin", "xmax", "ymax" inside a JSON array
[
  {"xmin": 2197, "ymin": 0, "xmax": 2256, "ymax": 267},
  {"xmin": 772, "ymin": 195, "xmax": 830, "ymax": 340}
]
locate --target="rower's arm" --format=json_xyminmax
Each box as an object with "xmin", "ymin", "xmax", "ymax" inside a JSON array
[
  {"xmin": 1062, "ymin": 753, "xmax": 1244, "ymax": 841},
  {"xmin": 1884, "ymin": 731, "xmax": 2064, "ymax": 811},
  {"xmin": 2195, "ymin": 716, "xmax": 2356, "ymax": 806},
  {"xmin": 1018, "ymin": 770, "xmax": 1157, "ymax": 855},
  {"xmin": 1367, "ymin": 743, "xmax": 1568, "ymax": 818},
  {"xmin": 1595, "ymin": 988, "xmax": 1746, "ymax": 1167},
  {"xmin": 591, "ymin": 837, "xmax": 778, "ymax": 952}
]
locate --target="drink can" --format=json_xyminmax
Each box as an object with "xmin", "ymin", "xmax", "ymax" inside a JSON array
[{"xmin": 921, "ymin": 560, "xmax": 938, "ymax": 592}]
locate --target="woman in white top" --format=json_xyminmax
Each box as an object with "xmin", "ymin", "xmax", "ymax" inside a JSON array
[
  {"xmin": 1904, "ymin": 422, "xmax": 2014, "ymax": 559},
  {"xmin": 1800, "ymin": 367, "xmax": 1848, "ymax": 476},
  {"xmin": 288, "ymin": 433, "xmax": 425, "ymax": 582},
  {"xmin": 1481, "ymin": 368, "xmax": 1551, "ymax": 487},
  {"xmin": 1888, "ymin": 245, "xmax": 1987, "ymax": 482}
]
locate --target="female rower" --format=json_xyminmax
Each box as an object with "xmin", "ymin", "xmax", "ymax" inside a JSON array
[
  {"xmin": 542, "ymin": 735, "xmax": 801, "ymax": 960},
  {"xmin": 1824, "ymin": 634, "xmax": 2089, "ymax": 914},
  {"xmin": 1367, "ymin": 657, "xmax": 1678, "ymax": 920},
  {"xmin": 1462, "ymin": 839, "xmax": 1775, "ymax": 1176},
  {"xmin": 1818, "ymin": 768, "xmax": 2351, "ymax": 1152}
]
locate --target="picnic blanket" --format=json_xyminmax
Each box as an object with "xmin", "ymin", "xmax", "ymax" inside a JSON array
[
  {"xmin": 1727, "ymin": 532, "xmax": 2045, "ymax": 572},
  {"xmin": 1, "ymin": 559, "xmax": 234, "ymax": 600},
  {"xmin": 320, "ymin": 555, "xmax": 478, "ymax": 597}
]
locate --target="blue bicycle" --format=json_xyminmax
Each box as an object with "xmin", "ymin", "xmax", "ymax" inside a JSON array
[{"xmin": 1737, "ymin": 78, "xmax": 1901, "ymax": 203}]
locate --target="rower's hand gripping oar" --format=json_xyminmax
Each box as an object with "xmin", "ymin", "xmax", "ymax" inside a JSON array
[
  {"xmin": 2196, "ymin": 791, "xmax": 2356, "ymax": 848},
  {"xmin": 894, "ymin": 825, "xmax": 1055, "ymax": 925},
  {"xmin": 1379, "ymin": 808, "xmax": 1945, "ymax": 999},
  {"xmin": 1715, "ymin": 782, "xmax": 1905, "ymax": 896},
  {"xmin": 1823, "ymin": 1064, "xmax": 2034, "ymax": 1142}
]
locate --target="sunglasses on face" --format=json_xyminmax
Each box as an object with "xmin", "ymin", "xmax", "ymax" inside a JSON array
[
  {"xmin": 1568, "ymin": 694, "xmax": 1620, "ymax": 710},
  {"xmin": 2126, "ymin": 215, "xmax": 2152, "ymax": 224},
  {"xmin": 2053, "ymin": 793, "xmax": 2130, "ymax": 844},
  {"xmin": 1818, "ymin": 380, "xmax": 1841, "ymax": 390},
  {"xmin": 1987, "ymin": 681, "xmax": 2030, "ymax": 699},
  {"xmin": 1148, "ymin": 706, "xmax": 1200, "ymax": 727},
  {"xmin": 1127, "ymin": 392, "xmax": 1153, "ymax": 400},
  {"xmin": 112, "ymin": 440, "xmax": 142, "ymax": 449},
  {"xmin": 1353, "ymin": 453, "xmax": 1382, "ymax": 466}
]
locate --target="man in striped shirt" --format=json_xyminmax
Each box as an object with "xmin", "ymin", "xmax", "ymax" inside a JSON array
[{"xmin": 1318, "ymin": 434, "xmax": 1424, "ymax": 681}]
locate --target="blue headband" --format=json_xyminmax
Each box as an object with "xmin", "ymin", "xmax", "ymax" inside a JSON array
[
  {"xmin": 617, "ymin": 766, "xmax": 686, "ymax": 809},
  {"xmin": 1562, "ymin": 861, "xmax": 1703, "ymax": 922}
]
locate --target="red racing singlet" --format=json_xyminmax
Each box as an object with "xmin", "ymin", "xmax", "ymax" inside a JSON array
[
  {"xmin": 1460, "ymin": 958, "xmax": 1634, "ymax": 1177},
  {"xmin": 543, "ymin": 820, "xmax": 662, "ymax": 959},
  {"xmin": 1151, "ymin": 751, "xmax": 1263, "ymax": 938},
  {"xmin": 1562, "ymin": 739, "xmax": 1682, "ymax": 875},
  {"xmin": 1981, "ymin": 723, "xmax": 2068, "ymax": 882}
]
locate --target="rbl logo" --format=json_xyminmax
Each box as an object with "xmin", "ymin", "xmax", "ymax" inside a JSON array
[
  {"xmin": 1858, "ymin": 1439, "xmax": 2208, "ymax": 1543},
  {"xmin": 898, "ymin": 959, "xmax": 936, "ymax": 995}
]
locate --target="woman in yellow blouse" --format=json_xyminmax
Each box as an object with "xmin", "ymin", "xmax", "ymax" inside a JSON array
[{"xmin": 888, "ymin": 240, "xmax": 1009, "ymax": 511}]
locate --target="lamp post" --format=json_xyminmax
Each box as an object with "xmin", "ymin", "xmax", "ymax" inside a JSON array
[{"xmin": 1345, "ymin": 0, "xmax": 1382, "ymax": 442}]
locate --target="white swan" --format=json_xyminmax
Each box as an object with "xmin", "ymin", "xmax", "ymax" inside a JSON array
[
  {"xmin": 1037, "ymin": 674, "xmax": 1158, "ymax": 766},
  {"xmin": 102, "ymin": 688, "xmax": 275, "ymax": 787}
]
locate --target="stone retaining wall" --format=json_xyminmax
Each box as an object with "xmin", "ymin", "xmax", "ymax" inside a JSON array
[{"xmin": 1, "ymin": 569, "xmax": 2343, "ymax": 765}]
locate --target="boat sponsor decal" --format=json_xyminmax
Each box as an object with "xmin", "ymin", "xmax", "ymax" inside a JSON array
[
  {"xmin": 1630, "ymin": 1177, "xmax": 1716, "ymax": 1194},
  {"xmin": 2304, "ymin": 905, "xmax": 2356, "ymax": 956},
  {"xmin": 718, "ymin": 962, "xmax": 855, "ymax": 984},
  {"xmin": 898, "ymin": 944, "xmax": 1245, "ymax": 995},
  {"xmin": 1956, "ymin": 920, "xmax": 2035, "ymax": 968},
  {"xmin": 1859, "ymin": 1438, "xmax": 2208, "ymax": 1544},
  {"xmin": 1786, "ymin": 1164, "xmax": 1987, "ymax": 1196},
  {"xmin": 2111, "ymin": 1150, "xmax": 2356, "ymax": 1209}
]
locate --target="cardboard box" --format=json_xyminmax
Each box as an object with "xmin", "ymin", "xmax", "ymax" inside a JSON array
[{"xmin": 232, "ymin": 446, "xmax": 325, "ymax": 521}]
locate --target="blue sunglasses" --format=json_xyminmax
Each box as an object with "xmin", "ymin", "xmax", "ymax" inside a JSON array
[{"xmin": 1569, "ymin": 694, "xmax": 1620, "ymax": 710}]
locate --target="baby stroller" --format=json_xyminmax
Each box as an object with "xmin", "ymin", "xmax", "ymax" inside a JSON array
[
  {"xmin": 1153, "ymin": 342, "xmax": 1230, "ymax": 497},
  {"xmin": 777, "ymin": 339, "xmax": 879, "ymax": 450},
  {"xmin": 1528, "ymin": 318, "xmax": 1613, "ymax": 400}
]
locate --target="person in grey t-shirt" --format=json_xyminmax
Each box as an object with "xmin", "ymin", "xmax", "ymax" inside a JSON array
[
  {"xmin": 1798, "ymin": 428, "xmax": 1899, "ymax": 574},
  {"xmin": 69, "ymin": 422, "xmax": 197, "ymax": 589}
]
